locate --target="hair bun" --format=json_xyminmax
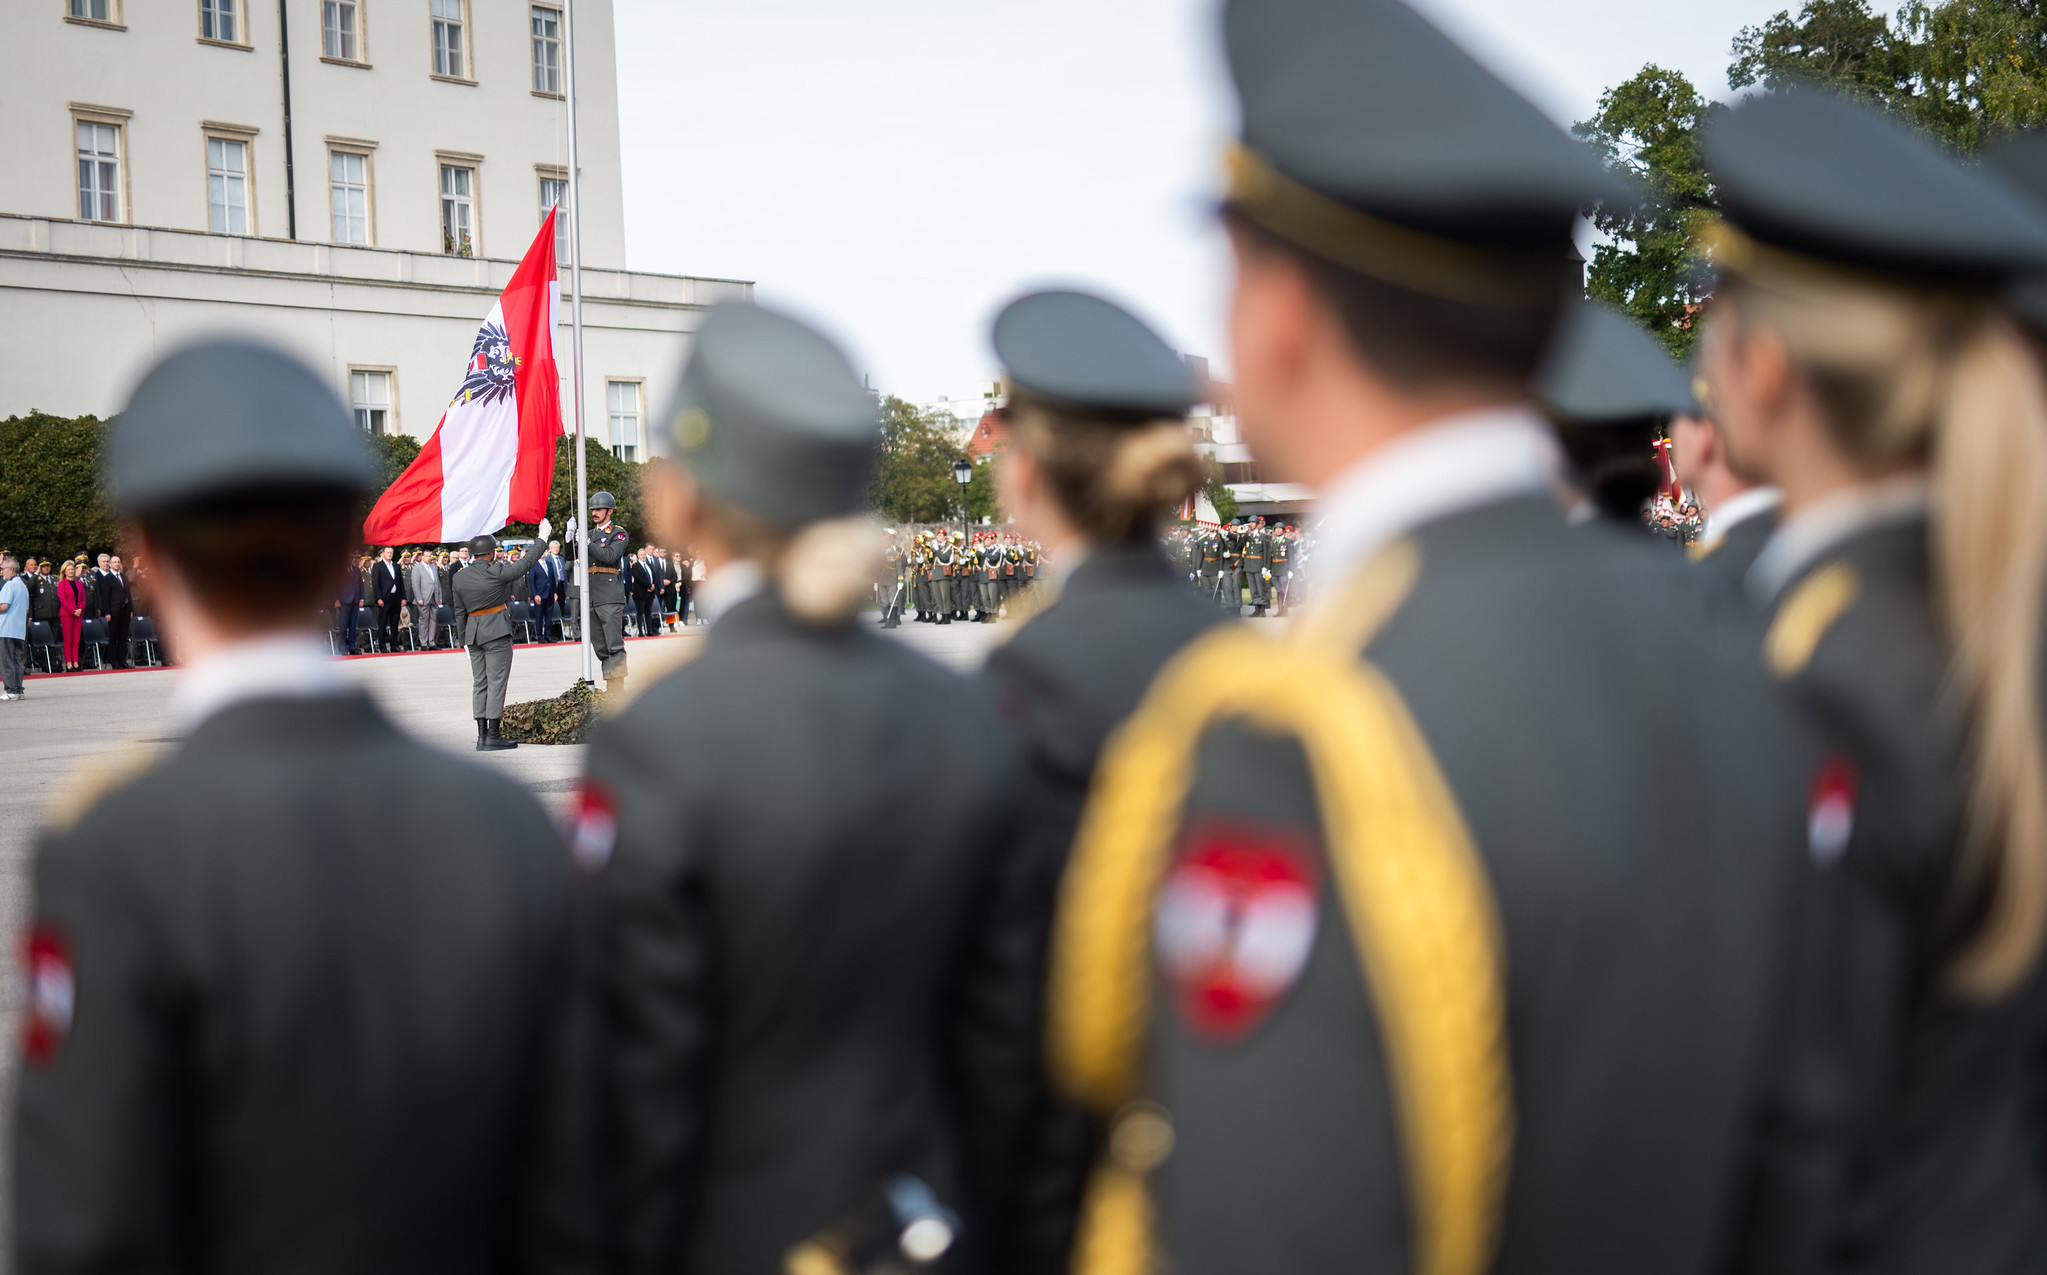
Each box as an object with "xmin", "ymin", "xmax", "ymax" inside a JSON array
[{"xmin": 777, "ymin": 516, "xmax": 884, "ymax": 626}]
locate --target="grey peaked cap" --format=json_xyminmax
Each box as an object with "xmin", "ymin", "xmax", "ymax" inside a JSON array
[
  {"xmin": 666, "ymin": 303, "xmax": 878, "ymax": 527},
  {"xmin": 993, "ymin": 290, "xmax": 1197, "ymax": 419},
  {"xmin": 1539, "ymin": 303, "xmax": 1695, "ymax": 425},
  {"xmin": 108, "ymin": 338, "xmax": 379, "ymax": 513}
]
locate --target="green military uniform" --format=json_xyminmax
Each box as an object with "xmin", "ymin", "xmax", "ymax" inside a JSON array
[
  {"xmin": 933, "ymin": 537, "xmax": 956, "ymax": 625},
  {"xmin": 16, "ymin": 340, "xmax": 574, "ymax": 1275},
  {"xmin": 1039, "ymin": 5, "xmax": 1811, "ymax": 1273},
  {"xmin": 452, "ymin": 532, "xmax": 547, "ymax": 748},
  {"xmin": 1242, "ymin": 519, "xmax": 1270, "ymax": 614},
  {"xmin": 584, "ymin": 493, "xmax": 631, "ymax": 685}
]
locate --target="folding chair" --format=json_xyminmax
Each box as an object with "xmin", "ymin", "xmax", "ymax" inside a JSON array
[
  {"xmin": 27, "ymin": 621, "xmax": 58, "ymax": 673},
  {"xmin": 80, "ymin": 618, "xmax": 109, "ymax": 669},
  {"xmin": 131, "ymin": 616, "xmax": 162, "ymax": 666}
]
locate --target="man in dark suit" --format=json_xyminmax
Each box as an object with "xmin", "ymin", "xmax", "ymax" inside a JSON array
[
  {"xmin": 16, "ymin": 338, "xmax": 575, "ymax": 1275},
  {"xmin": 652, "ymin": 550, "xmax": 677, "ymax": 632},
  {"xmin": 529, "ymin": 540, "xmax": 564, "ymax": 642},
  {"xmin": 627, "ymin": 547, "xmax": 658, "ymax": 637},
  {"xmin": 96, "ymin": 555, "xmax": 134, "ymax": 669},
  {"xmin": 370, "ymin": 547, "xmax": 404, "ymax": 652}
]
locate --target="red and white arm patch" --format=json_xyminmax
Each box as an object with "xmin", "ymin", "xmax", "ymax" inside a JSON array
[
  {"xmin": 567, "ymin": 780, "xmax": 618, "ymax": 874},
  {"xmin": 1154, "ymin": 819, "xmax": 1323, "ymax": 1044},
  {"xmin": 1808, "ymin": 755, "xmax": 1858, "ymax": 866},
  {"xmin": 24, "ymin": 925, "xmax": 75, "ymax": 1067}
]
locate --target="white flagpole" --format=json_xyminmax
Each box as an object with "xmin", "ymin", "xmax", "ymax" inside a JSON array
[{"xmin": 564, "ymin": 0, "xmax": 592, "ymax": 683}]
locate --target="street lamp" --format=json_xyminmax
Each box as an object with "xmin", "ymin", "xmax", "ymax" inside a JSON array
[{"xmin": 952, "ymin": 456, "xmax": 973, "ymax": 545}]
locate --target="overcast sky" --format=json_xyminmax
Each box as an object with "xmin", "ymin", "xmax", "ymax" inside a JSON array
[{"xmin": 611, "ymin": 0, "xmax": 1790, "ymax": 409}]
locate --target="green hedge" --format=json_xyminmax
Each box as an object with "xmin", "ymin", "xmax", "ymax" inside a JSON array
[{"xmin": 0, "ymin": 411, "xmax": 120, "ymax": 564}]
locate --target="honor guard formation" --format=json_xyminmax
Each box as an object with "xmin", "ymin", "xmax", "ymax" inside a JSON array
[{"xmin": 20, "ymin": 0, "xmax": 2047, "ymax": 1272}]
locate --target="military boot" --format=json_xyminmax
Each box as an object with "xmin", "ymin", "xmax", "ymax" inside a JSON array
[
  {"xmin": 481, "ymin": 719, "xmax": 519, "ymax": 751},
  {"xmin": 475, "ymin": 718, "xmax": 489, "ymax": 752}
]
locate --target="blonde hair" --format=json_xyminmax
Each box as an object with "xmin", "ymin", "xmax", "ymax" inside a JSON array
[
  {"xmin": 1721, "ymin": 261, "xmax": 2047, "ymax": 1000},
  {"xmin": 1007, "ymin": 391, "xmax": 1206, "ymax": 543}
]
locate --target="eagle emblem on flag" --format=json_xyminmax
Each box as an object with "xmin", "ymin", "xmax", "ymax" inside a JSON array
[{"xmin": 455, "ymin": 319, "xmax": 519, "ymax": 407}]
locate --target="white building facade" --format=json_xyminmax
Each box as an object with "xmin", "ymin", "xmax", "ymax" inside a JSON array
[{"xmin": 0, "ymin": 0, "xmax": 748, "ymax": 461}]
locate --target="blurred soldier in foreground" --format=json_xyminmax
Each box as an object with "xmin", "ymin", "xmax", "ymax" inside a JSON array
[
  {"xmin": 1041, "ymin": 2, "xmax": 1809, "ymax": 1272},
  {"xmin": 584, "ymin": 490, "xmax": 630, "ymax": 691},
  {"xmin": 1699, "ymin": 92, "xmax": 2047, "ymax": 1272},
  {"xmin": 1539, "ymin": 300, "xmax": 1697, "ymax": 536},
  {"xmin": 14, "ymin": 340, "xmax": 575, "ymax": 1275},
  {"xmin": 954, "ymin": 290, "xmax": 1220, "ymax": 1274},
  {"xmin": 553, "ymin": 303, "xmax": 1012, "ymax": 1274},
  {"xmin": 453, "ymin": 525, "xmax": 548, "ymax": 751}
]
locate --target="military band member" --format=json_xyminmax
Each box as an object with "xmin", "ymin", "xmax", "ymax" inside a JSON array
[
  {"xmin": 933, "ymin": 532, "xmax": 956, "ymax": 625},
  {"xmin": 552, "ymin": 302, "xmax": 1012, "ymax": 1274},
  {"xmin": 584, "ymin": 491, "xmax": 631, "ymax": 691},
  {"xmin": 452, "ymin": 527, "xmax": 549, "ymax": 751},
  {"xmin": 1269, "ymin": 523, "xmax": 1292, "ymax": 614},
  {"xmin": 16, "ymin": 340, "xmax": 575, "ymax": 1275},
  {"xmin": 959, "ymin": 290, "xmax": 1221, "ymax": 1274},
  {"xmin": 982, "ymin": 534, "xmax": 1004, "ymax": 621},
  {"xmin": 1040, "ymin": 3, "xmax": 1810, "ymax": 1273},
  {"xmin": 1698, "ymin": 91, "xmax": 2047, "ymax": 1271}
]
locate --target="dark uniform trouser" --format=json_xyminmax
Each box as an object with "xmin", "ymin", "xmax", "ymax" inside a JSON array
[
  {"xmin": 935, "ymin": 575, "xmax": 952, "ymax": 615},
  {"xmin": 469, "ymin": 634, "xmax": 513, "ymax": 718},
  {"xmin": 593, "ymin": 602, "xmax": 627, "ymax": 679},
  {"xmin": 1247, "ymin": 558, "xmax": 1269, "ymax": 605},
  {"xmin": 984, "ymin": 576, "xmax": 1000, "ymax": 614}
]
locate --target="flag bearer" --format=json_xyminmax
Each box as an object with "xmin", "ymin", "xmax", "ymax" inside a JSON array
[{"xmin": 452, "ymin": 527, "xmax": 548, "ymax": 751}]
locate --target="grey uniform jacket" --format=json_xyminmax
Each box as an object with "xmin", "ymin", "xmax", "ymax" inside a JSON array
[
  {"xmin": 1127, "ymin": 496, "xmax": 1813, "ymax": 1275},
  {"xmin": 1729, "ymin": 516, "xmax": 2047, "ymax": 1274},
  {"xmin": 962, "ymin": 544, "xmax": 1226, "ymax": 1273},
  {"xmin": 15, "ymin": 694, "xmax": 575, "ymax": 1275},
  {"xmin": 585, "ymin": 526, "xmax": 630, "ymax": 607},
  {"xmin": 542, "ymin": 593, "xmax": 1016, "ymax": 1275},
  {"xmin": 453, "ymin": 540, "xmax": 546, "ymax": 646}
]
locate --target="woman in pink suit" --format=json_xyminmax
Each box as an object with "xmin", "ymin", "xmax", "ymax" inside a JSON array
[{"xmin": 56, "ymin": 560, "xmax": 87, "ymax": 670}]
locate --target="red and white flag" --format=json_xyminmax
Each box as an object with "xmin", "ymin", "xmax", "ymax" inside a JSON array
[{"xmin": 363, "ymin": 209, "xmax": 564, "ymax": 544}]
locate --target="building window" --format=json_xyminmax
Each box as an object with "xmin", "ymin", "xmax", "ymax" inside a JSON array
[
  {"xmin": 70, "ymin": 0, "xmax": 115, "ymax": 20},
  {"xmin": 321, "ymin": 0, "xmax": 358, "ymax": 60},
  {"xmin": 531, "ymin": 6, "xmax": 561, "ymax": 94},
  {"xmin": 608, "ymin": 380, "xmax": 640, "ymax": 461},
  {"xmin": 539, "ymin": 174, "xmax": 568, "ymax": 262},
  {"xmin": 440, "ymin": 163, "xmax": 475, "ymax": 256},
  {"xmin": 431, "ymin": 0, "xmax": 464, "ymax": 78},
  {"xmin": 199, "ymin": 0, "xmax": 238, "ymax": 43},
  {"xmin": 331, "ymin": 149, "xmax": 370, "ymax": 243},
  {"xmin": 351, "ymin": 369, "xmax": 392, "ymax": 434},
  {"xmin": 77, "ymin": 121, "xmax": 121, "ymax": 223},
  {"xmin": 206, "ymin": 137, "xmax": 249, "ymax": 234}
]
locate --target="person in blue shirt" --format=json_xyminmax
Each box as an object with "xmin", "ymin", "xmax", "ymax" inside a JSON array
[{"xmin": 0, "ymin": 554, "xmax": 28, "ymax": 699}]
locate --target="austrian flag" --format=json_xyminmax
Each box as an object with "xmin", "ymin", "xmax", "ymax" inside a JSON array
[{"xmin": 363, "ymin": 209, "xmax": 564, "ymax": 544}]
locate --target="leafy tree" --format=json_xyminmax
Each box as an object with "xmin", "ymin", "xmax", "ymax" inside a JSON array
[
  {"xmin": 1574, "ymin": 66, "xmax": 1719, "ymax": 358},
  {"xmin": 868, "ymin": 396, "xmax": 966, "ymax": 524},
  {"xmin": 0, "ymin": 411, "xmax": 120, "ymax": 563},
  {"xmin": 1203, "ymin": 467, "xmax": 1239, "ymax": 523},
  {"xmin": 1727, "ymin": 0, "xmax": 2047, "ymax": 150},
  {"xmin": 369, "ymin": 432, "xmax": 423, "ymax": 490},
  {"xmin": 503, "ymin": 436, "xmax": 643, "ymax": 543},
  {"xmin": 1729, "ymin": 0, "xmax": 1914, "ymax": 104},
  {"xmin": 963, "ymin": 458, "xmax": 999, "ymax": 523}
]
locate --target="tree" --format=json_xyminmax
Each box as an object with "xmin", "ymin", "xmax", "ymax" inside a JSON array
[
  {"xmin": 0, "ymin": 411, "xmax": 120, "ymax": 563},
  {"xmin": 1573, "ymin": 66, "xmax": 1719, "ymax": 358},
  {"xmin": 867, "ymin": 396, "xmax": 966, "ymax": 524},
  {"xmin": 963, "ymin": 458, "xmax": 999, "ymax": 523},
  {"xmin": 503, "ymin": 436, "xmax": 643, "ymax": 543},
  {"xmin": 1203, "ymin": 468, "xmax": 1239, "ymax": 523},
  {"xmin": 1727, "ymin": 0, "xmax": 2047, "ymax": 150},
  {"xmin": 369, "ymin": 432, "xmax": 423, "ymax": 490}
]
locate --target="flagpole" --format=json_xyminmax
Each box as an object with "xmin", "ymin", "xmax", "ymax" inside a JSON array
[{"xmin": 564, "ymin": 0, "xmax": 592, "ymax": 684}]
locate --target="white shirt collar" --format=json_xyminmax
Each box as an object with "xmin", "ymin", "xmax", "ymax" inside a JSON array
[
  {"xmin": 1748, "ymin": 474, "xmax": 1929, "ymax": 604},
  {"xmin": 1045, "ymin": 537, "xmax": 1087, "ymax": 591},
  {"xmin": 1311, "ymin": 404, "xmax": 1562, "ymax": 585},
  {"xmin": 174, "ymin": 633, "xmax": 346, "ymax": 731},
  {"xmin": 1700, "ymin": 486, "xmax": 1783, "ymax": 549},
  {"xmin": 697, "ymin": 559, "xmax": 765, "ymax": 625}
]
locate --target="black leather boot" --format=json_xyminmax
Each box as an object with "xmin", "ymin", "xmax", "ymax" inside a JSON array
[
  {"xmin": 482, "ymin": 719, "xmax": 518, "ymax": 751},
  {"xmin": 475, "ymin": 718, "xmax": 489, "ymax": 751}
]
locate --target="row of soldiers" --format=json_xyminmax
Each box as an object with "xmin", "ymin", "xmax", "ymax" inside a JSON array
[
  {"xmin": 882, "ymin": 529, "xmax": 1042, "ymax": 626},
  {"xmin": 22, "ymin": 1, "xmax": 2047, "ymax": 1274},
  {"xmin": 1166, "ymin": 517, "xmax": 1302, "ymax": 616}
]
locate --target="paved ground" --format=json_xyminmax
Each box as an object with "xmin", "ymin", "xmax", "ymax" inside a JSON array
[{"xmin": 0, "ymin": 613, "xmax": 996, "ymax": 1244}]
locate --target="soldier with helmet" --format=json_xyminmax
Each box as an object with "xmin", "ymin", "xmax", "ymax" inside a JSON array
[
  {"xmin": 584, "ymin": 489, "xmax": 632, "ymax": 690},
  {"xmin": 451, "ymin": 525, "xmax": 548, "ymax": 751}
]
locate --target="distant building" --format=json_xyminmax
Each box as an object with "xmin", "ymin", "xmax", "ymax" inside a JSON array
[
  {"xmin": 0, "ymin": 0, "xmax": 749, "ymax": 462},
  {"xmin": 1183, "ymin": 356, "xmax": 1311, "ymax": 520}
]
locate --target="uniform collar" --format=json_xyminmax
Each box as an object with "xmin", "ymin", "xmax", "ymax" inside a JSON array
[
  {"xmin": 1700, "ymin": 486, "xmax": 1782, "ymax": 550},
  {"xmin": 1748, "ymin": 475, "xmax": 1929, "ymax": 604},
  {"xmin": 1312, "ymin": 404, "xmax": 1561, "ymax": 584},
  {"xmin": 175, "ymin": 632, "xmax": 346, "ymax": 731}
]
